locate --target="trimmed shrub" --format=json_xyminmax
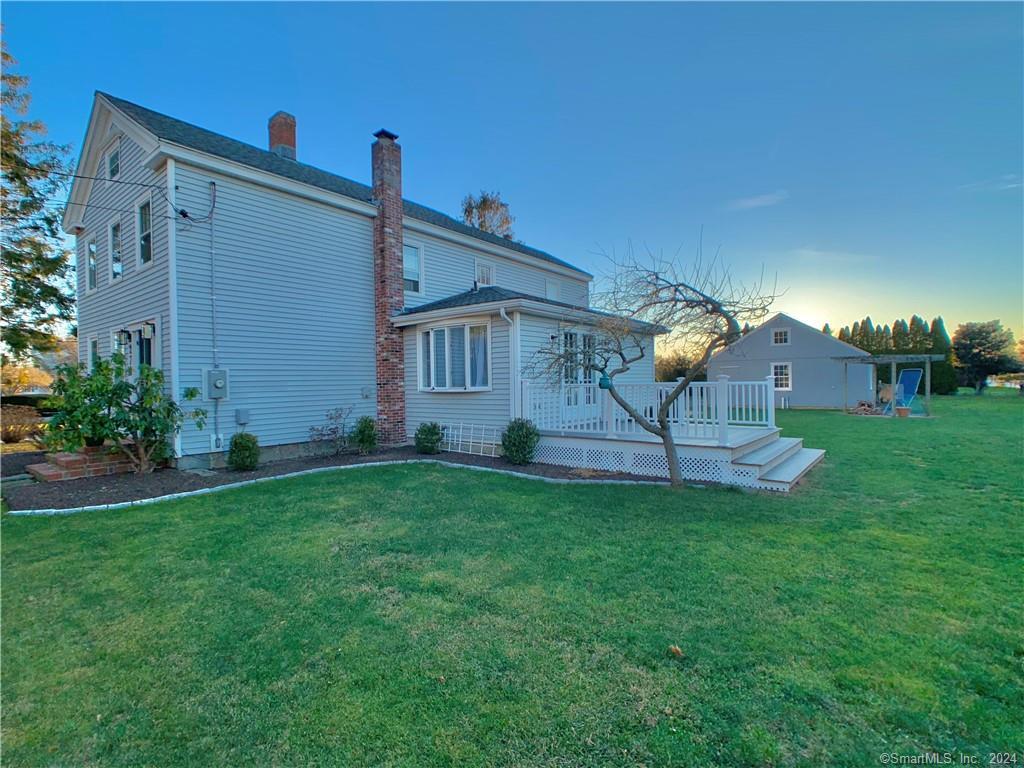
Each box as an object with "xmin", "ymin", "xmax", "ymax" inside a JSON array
[
  {"xmin": 1, "ymin": 405, "xmax": 43, "ymax": 443},
  {"xmin": 309, "ymin": 405, "xmax": 354, "ymax": 456},
  {"xmin": 352, "ymin": 416, "xmax": 378, "ymax": 455},
  {"xmin": 414, "ymin": 422, "xmax": 443, "ymax": 454},
  {"xmin": 227, "ymin": 432, "xmax": 260, "ymax": 471},
  {"xmin": 501, "ymin": 418, "xmax": 540, "ymax": 465}
]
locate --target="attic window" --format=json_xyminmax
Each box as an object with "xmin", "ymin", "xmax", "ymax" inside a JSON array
[
  {"xmin": 475, "ymin": 260, "xmax": 495, "ymax": 287},
  {"xmin": 771, "ymin": 328, "xmax": 790, "ymax": 345},
  {"xmin": 108, "ymin": 147, "xmax": 120, "ymax": 179}
]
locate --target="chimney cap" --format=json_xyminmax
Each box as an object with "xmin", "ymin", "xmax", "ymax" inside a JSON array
[
  {"xmin": 373, "ymin": 128, "xmax": 399, "ymax": 142},
  {"xmin": 269, "ymin": 110, "xmax": 296, "ymax": 124}
]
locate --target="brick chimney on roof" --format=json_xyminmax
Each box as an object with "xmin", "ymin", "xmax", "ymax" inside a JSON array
[
  {"xmin": 268, "ymin": 111, "xmax": 296, "ymax": 159},
  {"xmin": 371, "ymin": 128, "xmax": 406, "ymax": 445}
]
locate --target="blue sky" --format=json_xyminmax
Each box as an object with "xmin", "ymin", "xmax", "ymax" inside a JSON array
[{"xmin": 5, "ymin": 2, "xmax": 1022, "ymax": 337}]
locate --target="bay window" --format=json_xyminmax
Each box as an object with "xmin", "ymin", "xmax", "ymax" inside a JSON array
[{"xmin": 419, "ymin": 322, "xmax": 489, "ymax": 391}]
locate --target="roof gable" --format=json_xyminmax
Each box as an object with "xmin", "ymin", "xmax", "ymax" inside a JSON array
[
  {"xmin": 716, "ymin": 312, "xmax": 869, "ymax": 357},
  {"xmin": 85, "ymin": 93, "xmax": 590, "ymax": 277}
]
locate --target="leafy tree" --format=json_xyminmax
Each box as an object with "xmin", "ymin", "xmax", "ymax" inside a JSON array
[
  {"xmin": 952, "ymin": 321, "xmax": 1020, "ymax": 393},
  {"xmin": 655, "ymin": 349, "xmax": 707, "ymax": 383},
  {"xmin": 1, "ymin": 362, "xmax": 52, "ymax": 394},
  {"xmin": 1, "ymin": 43, "xmax": 74, "ymax": 362},
  {"xmin": 821, "ymin": 323, "xmax": 832, "ymax": 336},
  {"xmin": 461, "ymin": 190, "xmax": 515, "ymax": 239}
]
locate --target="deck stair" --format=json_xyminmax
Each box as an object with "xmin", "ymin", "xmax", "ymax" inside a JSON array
[{"xmin": 728, "ymin": 434, "xmax": 824, "ymax": 492}]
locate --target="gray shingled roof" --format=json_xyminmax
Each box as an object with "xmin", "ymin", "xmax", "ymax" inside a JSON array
[
  {"xmin": 99, "ymin": 93, "xmax": 590, "ymax": 277},
  {"xmin": 398, "ymin": 286, "xmax": 665, "ymax": 333}
]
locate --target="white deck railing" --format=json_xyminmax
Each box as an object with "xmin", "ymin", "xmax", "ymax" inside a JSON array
[{"xmin": 522, "ymin": 375, "xmax": 775, "ymax": 445}]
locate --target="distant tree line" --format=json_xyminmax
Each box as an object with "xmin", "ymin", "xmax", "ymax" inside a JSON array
[{"xmin": 823, "ymin": 315, "xmax": 957, "ymax": 393}]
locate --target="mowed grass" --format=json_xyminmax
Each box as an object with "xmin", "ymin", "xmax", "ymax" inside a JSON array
[{"xmin": 3, "ymin": 393, "xmax": 1022, "ymax": 767}]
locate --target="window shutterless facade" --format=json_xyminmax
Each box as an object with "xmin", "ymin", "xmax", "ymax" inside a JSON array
[
  {"xmin": 772, "ymin": 362, "xmax": 792, "ymax": 391},
  {"xmin": 137, "ymin": 198, "xmax": 152, "ymax": 265},
  {"xmin": 88, "ymin": 337, "xmax": 99, "ymax": 370},
  {"xmin": 418, "ymin": 321, "xmax": 490, "ymax": 391},
  {"xmin": 107, "ymin": 146, "xmax": 120, "ymax": 179},
  {"xmin": 109, "ymin": 221, "xmax": 123, "ymax": 279},
  {"xmin": 475, "ymin": 260, "xmax": 495, "ymax": 287},
  {"xmin": 403, "ymin": 243, "xmax": 422, "ymax": 294},
  {"xmin": 771, "ymin": 328, "xmax": 790, "ymax": 345},
  {"xmin": 86, "ymin": 240, "xmax": 98, "ymax": 291}
]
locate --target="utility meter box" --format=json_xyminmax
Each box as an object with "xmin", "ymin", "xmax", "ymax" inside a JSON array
[{"xmin": 204, "ymin": 368, "xmax": 230, "ymax": 400}]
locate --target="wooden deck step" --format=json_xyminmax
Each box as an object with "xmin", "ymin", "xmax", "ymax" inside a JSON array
[
  {"xmin": 733, "ymin": 437, "xmax": 803, "ymax": 475},
  {"xmin": 759, "ymin": 448, "xmax": 826, "ymax": 488}
]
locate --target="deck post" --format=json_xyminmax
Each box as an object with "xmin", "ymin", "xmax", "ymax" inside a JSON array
[
  {"xmin": 890, "ymin": 361, "xmax": 897, "ymax": 417},
  {"xmin": 765, "ymin": 374, "xmax": 776, "ymax": 428},
  {"xmin": 842, "ymin": 361, "xmax": 848, "ymax": 413},
  {"xmin": 717, "ymin": 374, "xmax": 730, "ymax": 446},
  {"xmin": 925, "ymin": 358, "xmax": 932, "ymax": 416},
  {"xmin": 604, "ymin": 387, "xmax": 615, "ymax": 437}
]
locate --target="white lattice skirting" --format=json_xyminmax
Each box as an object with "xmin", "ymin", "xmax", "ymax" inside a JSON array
[
  {"xmin": 440, "ymin": 423, "xmax": 502, "ymax": 457},
  {"xmin": 534, "ymin": 434, "xmax": 787, "ymax": 490}
]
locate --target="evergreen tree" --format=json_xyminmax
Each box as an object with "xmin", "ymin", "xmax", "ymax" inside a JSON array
[
  {"xmin": 851, "ymin": 321, "xmax": 861, "ymax": 346},
  {"xmin": 908, "ymin": 315, "xmax": 930, "ymax": 352},
  {"xmin": 1, "ymin": 43, "xmax": 74, "ymax": 361},
  {"xmin": 821, "ymin": 323, "xmax": 832, "ymax": 336},
  {"xmin": 741, "ymin": 322, "xmax": 752, "ymax": 336},
  {"xmin": 891, "ymin": 319, "xmax": 910, "ymax": 352},
  {"xmin": 929, "ymin": 316, "xmax": 958, "ymax": 394},
  {"xmin": 838, "ymin": 326, "xmax": 851, "ymax": 343}
]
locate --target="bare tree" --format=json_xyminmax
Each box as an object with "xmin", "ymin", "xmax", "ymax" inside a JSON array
[{"xmin": 530, "ymin": 243, "xmax": 776, "ymax": 486}]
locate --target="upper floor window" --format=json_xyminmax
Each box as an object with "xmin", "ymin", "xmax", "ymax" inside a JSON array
[
  {"xmin": 110, "ymin": 221, "xmax": 123, "ymax": 279},
  {"xmin": 137, "ymin": 199, "xmax": 152, "ymax": 265},
  {"xmin": 475, "ymin": 260, "xmax": 495, "ymax": 287},
  {"xmin": 403, "ymin": 243, "xmax": 421, "ymax": 293},
  {"xmin": 545, "ymin": 279, "xmax": 560, "ymax": 301},
  {"xmin": 107, "ymin": 147, "xmax": 120, "ymax": 179},
  {"xmin": 86, "ymin": 241, "xmax": 97, "ymax": 291},
  {"xmin": 771, "ymin": 328, "xmax": 790, "ymax": 345}
]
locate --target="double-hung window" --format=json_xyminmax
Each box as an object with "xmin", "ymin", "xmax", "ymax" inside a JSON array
[
  {"xmin": 771, "ymin": 362, "xmax": 792, "ymax": 391},
  {"xmin": 419, "ymin": 322, "xmax": 489, "ymax": 391},
  {"xmin": 107, "ymin": 146, "xmax": 120, "ymax": 179},
  {"xmin": 88, "ymin": 337, "xmax": 99, "ymax": 371},
  {"xmin": 475, "ymin": 260, "xmax": 495, "ymax": 287},
  {"xmin": 137, "ymin": 199, "xmax": 152, "ymax": 265},
  {"xmin": 403, "ymin": 244, "xmax": 421, "ymax": 293},
  {"xmin": 110, "ymin": 221, "xmax": 123, "ymax": 279},
  {"xmin": 86, "ymin": 240, "xmax": 98, "ymax": 291}
]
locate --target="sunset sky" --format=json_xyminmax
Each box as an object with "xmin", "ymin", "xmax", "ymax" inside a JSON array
[{"xmin": 5, "ymin": 2, "xmax": 1022, "ymax": 337}]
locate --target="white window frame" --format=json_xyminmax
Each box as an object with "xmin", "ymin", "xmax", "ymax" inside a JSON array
[
  {"xmin": 771, "ymin": 362, "xmax": 792, "ymax": 391},
  {"xmin": 771, "ymin": 327, "xmax": 791, "ymax": 346},
  {"xmin": 106, "ymin": 138, "xmax": 121, "ymax": 180},
  {"xmin": 402, "ymin": 241, "xmax": 425, "ymax": 297},
  {"xmin": 86, "ymin": 335, "xmax": 99, "ymax": 371},
  {"xmin": 474, "ymin": 259, "xmax": 496, "ymax": 287},
  {"xmin": 416, "ymin": 318, "xmax": 492, "ymax": 393},
  {"xmin": 108, "ymin": 218, "xmax": 124, "ymax": 281},
  {"xmin": 135, "ymin": 193, "xmax": 154, "ymax": 269},
  {"xmin": 85, "ymin": 238, "xmax": 98, "ymax": 293}
]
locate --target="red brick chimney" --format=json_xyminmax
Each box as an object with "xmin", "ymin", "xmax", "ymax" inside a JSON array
[
  {"xmin": 371, "ymin": 129, "xmax": 406, "ymax": 444},
  {"xmin": 268, "ymin": 111, "xmax": 296, "ymax": 159}
]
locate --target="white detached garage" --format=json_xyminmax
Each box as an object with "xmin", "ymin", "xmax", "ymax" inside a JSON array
[{"xmin": 707, "ymin": 313, "xmax": 874, "ymax": 409}]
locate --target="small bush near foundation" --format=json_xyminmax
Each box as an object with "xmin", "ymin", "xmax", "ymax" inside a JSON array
[
  {"xmin": 309, "ymin": 406, "xmax": 354, "ymax": 456},
  {"xmin": 414, "ymin": 422, "xmax": 443, "ymax": 454},
  {"xmin": 352, "ymin": 416, "xmax": 378, "ymax": 455},
  {"xmin": 501, "ymin": 418, "xmax": 539, "ymax": 465},
  {"xmin": 227, "ymin": 432, "xmax": 260, "ymax": 471}
]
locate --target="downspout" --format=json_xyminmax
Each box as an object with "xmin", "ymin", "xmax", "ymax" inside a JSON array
[
  {"xmin": 499, "ymin": 307, "xmax": 518, "ymax": 419},
  {"xmin": 208, "ymin": 181, "xmax": 221, "ymax": 449},
  {"xmin": 166, "ymin": 159, "xmax": 182, "ymax": 457}
]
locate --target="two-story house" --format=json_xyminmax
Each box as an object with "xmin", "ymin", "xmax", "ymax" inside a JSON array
[{"xmin": 64, "ymin": 93, "xmax": 658, "ymax": 466}]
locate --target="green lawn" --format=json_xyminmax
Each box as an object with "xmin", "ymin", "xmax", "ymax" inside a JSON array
[{"xmin": 3, "ymin": 393, "xmax": 1022, "ymax": 767}]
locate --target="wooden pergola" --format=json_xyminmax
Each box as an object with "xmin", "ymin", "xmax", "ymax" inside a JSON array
[{"xmin": 836, "ymin": 354, "xmax": 945, "ymax": 416}]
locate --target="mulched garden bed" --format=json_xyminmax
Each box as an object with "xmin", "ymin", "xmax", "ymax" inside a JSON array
[
  {"xmin": 2, "ymin": 450, "xmax": 47, "ymax": 478},
  {"xmin": 3, "ymin": 446, "xmax": 664, "ymax": 511}
]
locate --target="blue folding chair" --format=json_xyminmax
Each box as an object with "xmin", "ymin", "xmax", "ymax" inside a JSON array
[{"xmin": 883, "ymin": 368, "xmax": 923, "ymax": 415}]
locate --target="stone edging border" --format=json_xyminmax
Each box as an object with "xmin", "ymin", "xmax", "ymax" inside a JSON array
[{"xmin": 5, "ymin": 459, "xmax": 674, "ymax": 517}]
